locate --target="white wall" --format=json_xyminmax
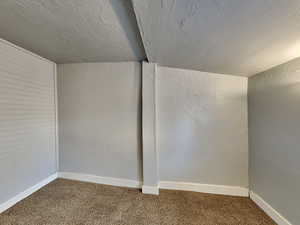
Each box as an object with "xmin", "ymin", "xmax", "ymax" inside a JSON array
[
  {"xmin": 0, "ymin": 39, "xmax": 57, "ymax": 205},
  {"xmin": 249, "ymin": 57, "xmax": 300, "ymax": 225},
  {"xmin": 157, "ymin": 66, "xmax": 248, "ymax": 187},
  {"xmin": 58, "ymin": 62, "xmax": 142, "ymax": 182},
  {"xmin": 141, "ymin": 62, "xmax": 159, "ymax": 194}
]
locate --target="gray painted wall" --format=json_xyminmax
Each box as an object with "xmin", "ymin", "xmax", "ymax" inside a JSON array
[
  {"xmin": 0, "ymin": 39, "xmax": 57, "ymax": 205},
  {"xmin": 248, "ymin": 57, "xmax": 300, "ymax": 225},
  {"xmin": 58, "ymin": 62, "xmax": 142, "ymax": 182},
  {"xmin": 157, "ymin": 66, "xmax": 248, "ymax": 187}
]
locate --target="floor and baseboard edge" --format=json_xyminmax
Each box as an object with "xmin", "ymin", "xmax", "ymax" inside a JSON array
[
  {"xmin": 159, "ymin": 181, "xmax": 249, "ymax": 197},
  {"xmin": 142, "ymin": 185, "xmax": 159, "ymax": 195},
  {"xmin": 58, "ymin": 172, "xmax": 142, "ymax": 189},
  {"xmin": 250, "ymin": 191, "xmax": 292, "ymax": 225},
  {"xmin": 0, "ymin": 173, "xmax": 58, "ymax": 214}
]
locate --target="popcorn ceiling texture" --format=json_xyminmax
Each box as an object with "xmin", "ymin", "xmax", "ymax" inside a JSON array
[
  {"xmin": 132, "ymin": 0, "xmax": 300, "ymax": 76},
  {"xmin": 0, "ymin": 1, "xmax": 300, "ymax": 76},
  {"xmin": 0, "ymin": 0, "xmax": 146, "ymax": 63}
]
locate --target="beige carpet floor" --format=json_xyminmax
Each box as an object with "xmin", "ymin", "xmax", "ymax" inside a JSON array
[{"xmin": 0, "ymin": 179, "xmax": 276, "ymax": 225}]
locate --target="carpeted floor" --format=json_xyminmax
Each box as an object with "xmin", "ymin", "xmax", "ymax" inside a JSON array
[{"xmin": 0, "ymin": 179, "xmax": 276, "ymax": 225}]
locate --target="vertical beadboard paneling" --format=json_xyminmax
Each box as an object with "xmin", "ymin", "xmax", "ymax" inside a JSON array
[{"xmin": 0, "ymin": 39, "xmax": 57, "ymax": 205}]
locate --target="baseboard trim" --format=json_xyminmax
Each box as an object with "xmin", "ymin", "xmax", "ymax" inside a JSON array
[
  {"xmin": 0, "ymin": 173, "xmax": 58, "ymax": 214},
  {"xmin": 250, "ymin": 191, "xmax": 292, "ymax": 225},
  {"xmin": 58, "ymin": 172, "xmax": 142, "ymax": 189},
  {"xmin": 159, "ymin": 181, "xmax": 249, "ymax": 197},
  {"xmin": 142, "ymin": 185, "xmax": 159, "ymax": 195}
]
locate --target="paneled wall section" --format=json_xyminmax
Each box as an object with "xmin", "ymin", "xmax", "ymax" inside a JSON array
[{"xmin": 0, "ymin": 39, "xmax": 57, "ymax": 205}]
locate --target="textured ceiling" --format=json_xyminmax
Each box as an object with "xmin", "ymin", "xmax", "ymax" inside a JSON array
[
  {"xmin": 132, "ymin": 0, "xmax": 300, "ymax": 76},
  {"xmin": 0, "ymin": 0, "xmax": 300, "ymax": 76},
  {"xmin": 0, "ymin": 0, "xmax": 146, "ymax": 63}
]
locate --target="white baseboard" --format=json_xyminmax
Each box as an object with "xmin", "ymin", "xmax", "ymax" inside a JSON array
[
  {"xmin": 142, "ymin": 185, "xmax": 159, "ymax": 195},
  {"xmin": 58, "ymin": 172, "xmax": 142, "ymax": 189},
  {"xmin": 0, "ymin": 173, "xmax": 58, "ymax": 214},
  {"xmin": 250, "ymin": 191, "xmax": 292, "ymax": 225},
  {"xmin": 159, "ymin": 181, "xmax": 249, "ymax": 197}
]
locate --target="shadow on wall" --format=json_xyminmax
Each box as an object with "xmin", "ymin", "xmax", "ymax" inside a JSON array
[{"xmin": 136, "ymin": 62, "xmax": 143, "ymax": 182}]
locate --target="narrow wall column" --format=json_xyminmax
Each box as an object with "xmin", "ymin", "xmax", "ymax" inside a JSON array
[{"xmin": 142, "ymin": 61, "xmax": 159, "ymax": 195}]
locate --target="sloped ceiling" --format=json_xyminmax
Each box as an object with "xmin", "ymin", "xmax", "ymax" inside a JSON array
[
  {"xmin": 0, "ymin": 0, "xmax": 300, "ymax": 76},
  {"xmin": 132, "ymin": 0, "xmax": 300, "ymax": 77},
  {"xmin": 0, "ymin": 0, "xmax": 146, "ymax": 63}
]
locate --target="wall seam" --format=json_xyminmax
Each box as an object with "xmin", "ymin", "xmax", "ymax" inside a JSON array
[
  {"xmin": 154, "ymin": 64, "xmax": 159, "ymax": 182},
  {"xmin": 53, "ymin": 63, "xmax": 59, "ymax": 172}
]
